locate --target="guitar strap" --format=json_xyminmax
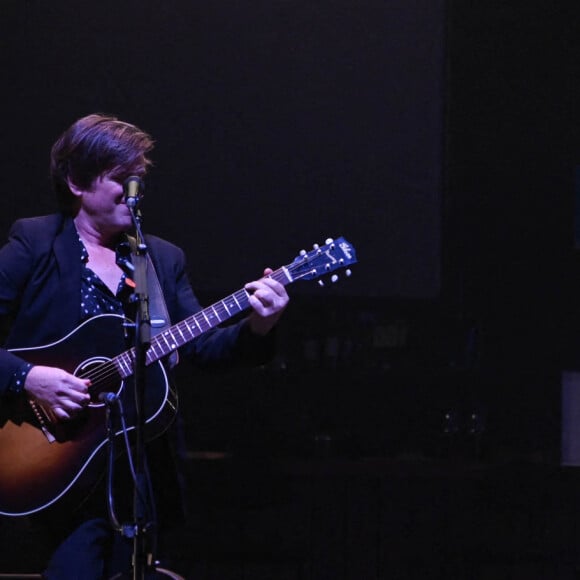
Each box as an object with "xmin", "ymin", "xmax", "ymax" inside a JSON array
[
  {"xmin": 126, "ymin": 235, "xmax": 179, "ymax": 369},
  {"xmin": 146, "ymin": 254, "xmax": 179, "ymax": 369}
]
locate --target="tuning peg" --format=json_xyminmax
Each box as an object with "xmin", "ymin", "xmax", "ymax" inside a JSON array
[
  {"xmin": 299, "ymin": 250, "xmax": 307, "ymax": 257},
  {"xmin": 346, "ymin": 269, "xmax": 352, "ymax": 277},
  {"xmin": 313, "ymin": 243, "xmax": 320, "ymax": 251},
  {"xmin": 318, "ymin": 279, "xmax": 325, "ymax": 287},
  {"xmin": 325, "ymin": 238, "xmax": 334, "ymax": 245},
  {"xmin": 331, "ymin": 275, "xmax": 338, "ymax": 283}
]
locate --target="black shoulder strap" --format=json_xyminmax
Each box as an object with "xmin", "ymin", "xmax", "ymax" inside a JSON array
[
  {"xmin": 126, "ymin": 235, "xmax": 179, "ymax": 369},
  {"xmin": 145, "ymin": 253, "xmax": 179, "ymax": 368}
]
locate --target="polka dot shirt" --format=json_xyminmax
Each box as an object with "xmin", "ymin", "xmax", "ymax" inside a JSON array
[{"xmin": 78, "ymin": 239, "xmax": 133, "ymax": 320}]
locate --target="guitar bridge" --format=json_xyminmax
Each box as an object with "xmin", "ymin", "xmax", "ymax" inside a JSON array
[{"xmin": 28, "ymin": 399, "xmax": 56, "ymax": 443}]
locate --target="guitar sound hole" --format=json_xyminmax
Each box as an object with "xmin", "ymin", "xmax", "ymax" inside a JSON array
[{"xmin": 75, "ymin": 357, "xmax": 123, "ymax": 407}]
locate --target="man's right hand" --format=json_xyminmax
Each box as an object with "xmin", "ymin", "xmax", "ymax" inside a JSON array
[{"xmin": 24, "ymin": 366, "xmax": 91, "ymax": 422}]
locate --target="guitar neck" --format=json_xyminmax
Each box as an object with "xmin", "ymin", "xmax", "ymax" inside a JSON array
[
  {"xmin": 112, "ymin": 236, "xmax": 357, "ymax": 378},
  {"xmin": 113, "ymin": 266, "xmax": 292, "ymax": 378}
]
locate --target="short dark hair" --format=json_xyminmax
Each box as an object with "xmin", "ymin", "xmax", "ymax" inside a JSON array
[{"xmin": 50, "ymin": 113, "xmax": 154, "ymax": 213}]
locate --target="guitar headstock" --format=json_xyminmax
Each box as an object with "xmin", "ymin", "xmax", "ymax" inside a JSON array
[{"xmin": 287, "ymin": 237, "xmax": 357, "ymax": 285}]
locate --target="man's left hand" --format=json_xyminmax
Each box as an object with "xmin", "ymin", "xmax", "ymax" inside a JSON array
[{"xmin": 245, "ymin": 268, "xmax": 289, "ymax": 335}]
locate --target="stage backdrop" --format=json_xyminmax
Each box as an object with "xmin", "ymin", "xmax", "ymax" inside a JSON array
[{"xmin": 1, "ymin": 0, "xmax": 445, "ymax": 299}]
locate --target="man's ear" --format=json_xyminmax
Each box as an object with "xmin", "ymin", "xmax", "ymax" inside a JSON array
[{"xmin": 66, "ymin": 178, "xmax": 83, "ymax": 198}]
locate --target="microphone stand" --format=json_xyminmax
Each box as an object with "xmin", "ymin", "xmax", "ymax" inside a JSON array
[{"xmin": 127, "ymin": 204, "xmax": 154, "ymax": 580}]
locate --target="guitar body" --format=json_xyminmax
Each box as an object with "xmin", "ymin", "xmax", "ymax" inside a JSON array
[{"xmin": 0, "ymin": 314, "xmax": 176, "ymax": 516}]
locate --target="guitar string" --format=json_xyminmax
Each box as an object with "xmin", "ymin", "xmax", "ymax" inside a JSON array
[
  {"xmin": 76, "ymin": 303, "xmax": 242, "ymax": 392},
  {"xmin": 77, "ymin": 286, "xmax": 254, "ymax": 391},
  {"xmin": 76, "ymin": 258, "xmax": 325, "ymax": 393}
]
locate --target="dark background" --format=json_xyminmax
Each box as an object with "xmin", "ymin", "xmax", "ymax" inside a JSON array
[
  {"xmin": 2, "ymin": 0, "xmax": 580, "ymax": 578},
  {"xmin": 1, "ymin": 0, "xmax": 444, "ymax": 299}
]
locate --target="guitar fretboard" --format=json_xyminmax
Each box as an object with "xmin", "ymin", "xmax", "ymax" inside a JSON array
[{"xmin": 113, "ymin": 267, "xmax": 292, "ymax": 378}]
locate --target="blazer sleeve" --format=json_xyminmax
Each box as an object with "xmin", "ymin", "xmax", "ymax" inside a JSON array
[
  {"xmin": 0, "ymin": 220, "xmax": 44, "ymax": 397},
  {"xmin": 149, "ymin": 236, "xmax": 276, "ymax": 371}
]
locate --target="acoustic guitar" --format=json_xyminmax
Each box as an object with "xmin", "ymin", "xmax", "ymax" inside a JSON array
[{"xmin": 0, "ymin": 237, "xmax": 357, "ymax": 516}]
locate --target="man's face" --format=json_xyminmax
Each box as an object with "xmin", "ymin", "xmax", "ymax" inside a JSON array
[{"xmin": 78, "ymin": 172, "xmax": 140, "ymax": 234}]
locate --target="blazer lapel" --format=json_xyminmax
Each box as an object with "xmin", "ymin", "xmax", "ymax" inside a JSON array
[{"xmin": 52, "ymin": 217, "xmax": 83, "ymax": 331}]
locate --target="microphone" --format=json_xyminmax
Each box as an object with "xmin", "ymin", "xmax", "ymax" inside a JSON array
[{"xmin": 123, "ymin": 176, "xmax": 144, "ymax": 209}]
